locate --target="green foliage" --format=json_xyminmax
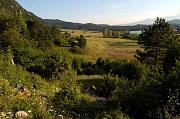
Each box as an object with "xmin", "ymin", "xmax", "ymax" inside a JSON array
[
  {"xmin": 136, "ymin": 17, "xmax": 176, "ymax": 65},
  {"xmin": 71, "ymin": 46, "xmax": 84, "ymax": 54},
  {"xmin": 118, "ymin": 80, "xmax": 164, "ymax": 119},
  {"xmin": 70, "ymin": 35, "xmax": 87, "ymax": 54},
  {"xmin": 0, "ymin": 0, "xmax": 40, "ymax": 21},
  {"xmin": 109, "ymin": 110, "xmax": 130, "ymax": 119},
  {"xmin": 103, "ymin": 29, "xmax": 113, "ymax": 38},
  {"xmin": 1, "ymin": 1, "xmax": 180, "ymax": 118},
  {"xmin": 111, "ymin": 62, "xmax": 180, "ymax": 119},
  {"xmin": 78, "ymin": 75, "xmax": 125, "ymax": 98},
  {"xmin": 51, "ymin": 26, "xmax": 68, "ymax": 46},
  {"xmin": 77, "ymin": 35, "xmax": 87, "ymax": 48},
  {"xmin": 95, "ymin": 76, "xmax": 123, "ymax": 98},
  {"xmin": 121, "ymin": 32, "xmax": 139, "ymax": 40},
  {"xmin": 79, "ymin": 58, "xmax": 148, "ymax": 81},
  {"xmin": 0, "ymin": 11, "xmax": 27, "ymax": 48},
  {"xmin": 72, "ymin": 58, "xmax": 83, "ymax": 73},
  {"xmin": 97, "ymin": 110, "xmax": 130, "ymax": 119},
  {"xmin": 162, "ymin": 62, "xmax": 180, "ymax": 116},
  {"xmin": 52, "ymin": 71, "xmax": 81, "ymax": 115},
  {"xmin": 162, "ymin": 39, "xmax": 180, "ymax": 73},
  {"xmin": 0, "ymin": 52, "xmax": 55, "ymax": 118}
]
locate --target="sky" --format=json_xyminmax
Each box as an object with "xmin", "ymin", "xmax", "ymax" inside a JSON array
[{"xmin": 16, "ymin": 0, "xmax": 180, "ymax": 25}]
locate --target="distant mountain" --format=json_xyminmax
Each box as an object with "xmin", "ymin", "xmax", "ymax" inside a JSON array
[
  {"xmin": 127, "ymin": 18, "xmax": 180, "ymax": 26},
  {"xmin": 44, "ymin": 18, "xmax": 180, "ymax": 31},
  {"xmin": 44, "ymin": 19, "xmax": 109, "ymax": 31},
  {"xmin": 127, "ymin": 19, "xmax": 155, "ymax": 26},
  {"xmin": 44, "ymin": 19, "xmax": 149, "ymax": 31},
  {"xmin": 168, "ymin": 19, "xmax": 180, "ymax": 25}
]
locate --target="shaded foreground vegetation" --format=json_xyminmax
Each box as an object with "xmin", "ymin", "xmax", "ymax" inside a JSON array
[{"xmin": 0, "ymin": 0, "xmax": 180, "ymax": 119}]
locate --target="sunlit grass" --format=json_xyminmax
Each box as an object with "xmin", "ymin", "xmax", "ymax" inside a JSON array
[{"xmin": 63, "ymin": 29, "xmax": 140, "ymax": 62}]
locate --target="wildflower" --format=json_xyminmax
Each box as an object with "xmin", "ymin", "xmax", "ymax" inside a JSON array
[{"xmin": 28, "ymin": 110, "xmax": 31, "ymax": 113}]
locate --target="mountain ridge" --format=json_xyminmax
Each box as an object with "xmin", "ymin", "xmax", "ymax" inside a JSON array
[
  {"xmin": 43, "ymin": 18, "xmax": 180, "ymax": 31},
  {"xmin": 2, "ymin": 0, "xmax": 180, "ymax": 31},
  {"xmin": 125, "ymin": 17, "xmax": 180, "ymax": 26},
  {"xmin": 0, "ymin": 0, "xmax": 42, "ymax": 22}
]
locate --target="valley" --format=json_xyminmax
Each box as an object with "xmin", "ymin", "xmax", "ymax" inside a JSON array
[
  {"xmin": 0, "ymin": 0, "xmax": 179, "ymax": 119},
  {"xmin": 63, "ymin": 29, "xmax": 139, "ymax": 61}
]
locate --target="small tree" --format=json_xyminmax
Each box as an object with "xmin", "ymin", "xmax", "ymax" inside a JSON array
[
  {"xmin": 77, "ymin": 35, "xmax": 87, "ymax": 48},
  {"xmin": 136, "ymin": 18, "xmax": 175, "ymax": 65},
  {"xmin": 103, "ymin": 29, "xmax": 112, "ymax": 38}
]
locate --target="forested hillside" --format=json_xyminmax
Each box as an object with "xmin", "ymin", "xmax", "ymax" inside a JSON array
[
  {"xmin": 0, "ymin": 0, "xmax": 41, "ymax": 21},
  {"xmin": 0, "ymin": 0, "xmax": 179, "ymax": 119},
  {"xmin": 0, "ymin": 0, "xmax": 87, "ymax": 118}
]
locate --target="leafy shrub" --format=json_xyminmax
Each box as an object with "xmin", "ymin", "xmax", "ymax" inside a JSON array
[
  {"xmin": 71, "ymin": 46, "xmax": 84, "ymax": 54},
  {"xmin": 79, "ymin": 58, "xmax": 148, "ymax": 81},
  {"xmin": 77, "ymin": 35, "xmax": 87, "ymax": 48},
  {"xmin": 121, "ymin": 32, "xmax": 139, "ymax": 40},
  {"xmin": 72, "ymin": 58, "xmax": 83, "ymax": 73},
  {"xmin": 96, "ymin": 110, "xmax": 130, "ymax": 119},
  {"xmin": 96, "ymin": 76, "xmax": 121, "ymax": 98},
  {"xmin": 109, "ymin": 110, "xmax": 130, "ymax": 119},
  {"xmin": 118, "ymin": 80, "xmax": 164, "ymax": 119},
  {"xmin": 52, "ymin": 71, "xmax": 81, "ymax": 115}
]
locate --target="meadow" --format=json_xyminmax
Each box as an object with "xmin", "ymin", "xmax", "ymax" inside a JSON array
[{"xmin": 63, "ymin": 29, "xmax": 140, "ymax": 62}]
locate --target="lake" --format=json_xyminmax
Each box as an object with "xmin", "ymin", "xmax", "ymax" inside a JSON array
[{"xmin": 130, "ymin": 30, "xmax": 142, "ymax": 34}]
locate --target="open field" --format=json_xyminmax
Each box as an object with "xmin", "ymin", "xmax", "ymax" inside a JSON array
[{"xmin": 64, "ymin": 29, "xmax": 140, "ymax": 61}]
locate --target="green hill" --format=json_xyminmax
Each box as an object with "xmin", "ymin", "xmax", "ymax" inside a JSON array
[{"xmin": 0, "ymin": 0, "xmax": 41, "ymax": 21}]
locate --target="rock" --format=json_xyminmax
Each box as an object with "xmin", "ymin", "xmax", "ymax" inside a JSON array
[
  {"xmin": 15, "ymin": 111, "xmax": 28, "ymax": 118},
  {"xmin": 0, "ymin": 112, "xmax": 6, "ymax": 118},
  {"xmin": 7, "ymin": 112, "xmax": 13, "ymax": 118}
]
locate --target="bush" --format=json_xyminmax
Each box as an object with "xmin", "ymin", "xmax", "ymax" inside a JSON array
[
  {"xmin": 96, "ymin": 76, "xmax": 121, "ymax": 98},
  {"xmin": 121, "ymin": 33, "xmax": 139, "ymax": 40},
  {"xmin": 52, "ymin": 71, "xmax": 81, "ymax": 115},
  {"xmin": 71, "ymin": 46, "xmax": 84, "ymax": 54},
  {"xmin": 109, "ymin": 110, "xmax": 130, "ymax": 119},
  {"xmin": 72, "ymin": 58, "xmax": 83, "ymax": 73},
  {"xmin": 77, "ymin": 35, "xmax": 87, "ymax": 48},
  {"xmin": 96, "ymin": 110, "xmax": 130, "ymax": 119},
  {"xmin": 79, "ymin": 59, "xmax": 148, "ymax": 81},
  {"xmin": 118, "ymin": 80, "xmax": 164, "ymax": 119}
]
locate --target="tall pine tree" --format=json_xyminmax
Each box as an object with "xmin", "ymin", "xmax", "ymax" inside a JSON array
[{"xmin": 136, "ymin": 18, "xmax": 175, "ymax": 65}]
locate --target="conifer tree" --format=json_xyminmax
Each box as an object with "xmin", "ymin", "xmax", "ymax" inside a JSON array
[{"xmin": 136, "ymin": 18, "xmax": 175, "ymax": 65}]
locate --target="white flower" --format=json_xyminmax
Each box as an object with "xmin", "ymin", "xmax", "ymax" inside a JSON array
[{"xmin": 28, "ymin": 110, "xmax": 31, "ymax": 113}]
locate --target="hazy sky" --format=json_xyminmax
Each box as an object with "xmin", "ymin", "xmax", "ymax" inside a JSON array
[{"xmin": 16, "ymin": 0, "xmax": 180, "ymax": 25}]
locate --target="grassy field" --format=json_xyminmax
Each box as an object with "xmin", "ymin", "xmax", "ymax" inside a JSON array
[{"xmin": 63, "ymin": 29, "xmax": 140, "ymax": 61}]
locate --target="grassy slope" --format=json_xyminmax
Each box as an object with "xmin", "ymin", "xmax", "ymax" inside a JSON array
[{"xmin": 64, "ymin": 29, "xmax": 140, "ymax": 62}]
